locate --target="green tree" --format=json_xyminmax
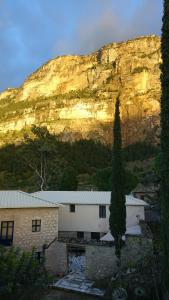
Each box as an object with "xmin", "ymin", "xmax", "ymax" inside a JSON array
[
  {"xmin": 92, "ymin": 167, "xmax": 138, "ymax": 193},
  {"xmin": 109, "ymin": 98, "xmax": 126, "ymax": 257},
  {"xmin": 21, "ymin": 126, "xmax": 66, "ymax": 191},
  {"xmin": 160, "ymin": 0, "xmax": 169, "ymax": 287},
  {"xmin": 59, "ymin": 166, "xmax": 78, "ymax": 191}
]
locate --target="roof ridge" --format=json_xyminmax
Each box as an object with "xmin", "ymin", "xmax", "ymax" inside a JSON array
[{"xmin": 17, "ymin": 190, "xmax": 62, "ymax": 207}]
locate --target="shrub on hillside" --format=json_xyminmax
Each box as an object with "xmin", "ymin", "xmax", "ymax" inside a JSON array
[
  {"xmin": 92, "ymin": 167, "xmax": 138, "ymax": 194},
  {"xmin": 123, "ymin": 142, "xmax": 159, "ymax": 162}
]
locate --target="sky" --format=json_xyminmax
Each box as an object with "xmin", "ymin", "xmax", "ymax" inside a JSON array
[{"xmin": 0, "ymin": 0, "xmax": 163, "ymax": 92}]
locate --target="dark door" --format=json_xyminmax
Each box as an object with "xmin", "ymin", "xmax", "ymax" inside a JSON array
[{"xmin": 68, "ymin": 245, "xmax": 86, "ymax": 274}]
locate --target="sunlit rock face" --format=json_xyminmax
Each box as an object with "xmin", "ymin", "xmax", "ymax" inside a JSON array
[{"xmin": 0, "ymin": 35, "xmax": 161, "ymax": 145}]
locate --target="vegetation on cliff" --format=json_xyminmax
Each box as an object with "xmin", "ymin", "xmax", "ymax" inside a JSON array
[{"xmin": 0, "ymin": 125, "xmax": 159, "ymax": 193}]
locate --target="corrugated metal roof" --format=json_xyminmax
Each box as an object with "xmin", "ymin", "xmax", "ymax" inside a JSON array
[
  {"xmin": 32, "ymin": 191, "xmax": 148, "ymax": 206},
  {"xmin": 0, "ymin": 191, "xmax": 60, "ymax": 208}
]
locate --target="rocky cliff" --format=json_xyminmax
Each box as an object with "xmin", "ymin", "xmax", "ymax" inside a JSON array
[{"xmin": 0, "ymin": 35, "xmax": 161, "ymax": 146}]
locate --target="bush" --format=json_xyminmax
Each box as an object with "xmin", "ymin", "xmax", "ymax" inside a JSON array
[
  {"xmin": 0, "ymin": 246, "xmax": 49, "ymax": 300},
  {"xmin": 59, "ymin": 166, "xmax": 78, "ymax": 191},
  {"xmin": 123, "ymin": 142, "xmax": 159, "ymax": 162},
  {"xmin": 92, "ymin": 167, "xmax": 138, "ymax": 194},
  {"xmin": 132, "ymin": 66, "xmax": 148, "ymax": 74}
]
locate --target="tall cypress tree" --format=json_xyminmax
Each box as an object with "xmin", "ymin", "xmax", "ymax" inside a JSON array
[
  {"xmin": 109, "ymin": 98, "xmax": 126, "ymax": 257},
  {"xmin": 160, "ymin": 0, "xmax": 169, "ymax": 285}
]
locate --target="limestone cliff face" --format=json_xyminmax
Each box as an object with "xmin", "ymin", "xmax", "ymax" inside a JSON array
[{"xmin": 0, "ymin": 35, "xmax": 161, "ymax": 145}]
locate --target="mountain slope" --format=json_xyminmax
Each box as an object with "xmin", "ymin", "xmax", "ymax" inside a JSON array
[{"xmin": 0, "ymin": 35, "xmax": 161, "ymax": 145}]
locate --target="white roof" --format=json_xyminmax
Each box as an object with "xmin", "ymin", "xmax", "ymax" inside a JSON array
[
  {"xmin": 0, "ymin": 191, "xmax": 60, "ymax": 208},
  {"xmin": 32, "ymin": 191, "xmax": 148, "ymax": 206}
]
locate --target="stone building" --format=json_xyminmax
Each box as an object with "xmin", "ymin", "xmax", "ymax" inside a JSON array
[
  {"xmin": 0, "ymin": 190, "xmax": 150, "ymax": 278},
  {"xmin": 0, "ymin": 190, "xmax": 65, "ymax": 273}
]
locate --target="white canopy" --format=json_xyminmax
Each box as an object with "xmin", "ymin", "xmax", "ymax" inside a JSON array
[{"xmin": 100, "ymin": 225, "xmax": 142, "ymax": 241}]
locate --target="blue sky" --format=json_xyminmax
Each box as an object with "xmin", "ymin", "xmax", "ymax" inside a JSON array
[{"xmin": 0, "ymin": 0, "xmax": 163, "ymax": 92}]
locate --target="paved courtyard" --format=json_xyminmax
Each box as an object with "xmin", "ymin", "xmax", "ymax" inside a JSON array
[
  {"xmin": 42, "ymin": 289, "xmax": 101, "ymax": 300},
  {"xmin": 53, "ymin": 273, "xmax": 105, "ymax": 297}
]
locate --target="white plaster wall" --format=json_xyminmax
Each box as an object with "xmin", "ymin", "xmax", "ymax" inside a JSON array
[
  {"xmin": 58, "ymin": 205, "xmax": 109, "ymax": 233},
  {"xmin": 58, "ymin": 204, "xmax": 145, "ymax": 233},
  {"xmin": 126, "ymin": 206, "xmax": 145, "ymax": 227}
]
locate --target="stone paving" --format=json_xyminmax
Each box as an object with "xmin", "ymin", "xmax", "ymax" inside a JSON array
[
  {"xmin": 53, "ymin": 272, "xmax": 105, "ymax": 297},
  {"xmin": 42, "ymin": 289, "xmax": 101, "ymax": 300}
]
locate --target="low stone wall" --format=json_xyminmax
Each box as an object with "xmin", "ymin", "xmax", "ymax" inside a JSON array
[
  {"xmin": 85, "ymin": 244, "xmax": 117, "ymax": 280},
  {"xmin": 45, "ymin": 241, "xmax": 67, "ymax": 275},
  {"xmin": 85, "ymin": 235, "xmax": 153, "ymax": 280},
  {"xmin": 121, "ymin": 235, "xmax": 153, "ymax": 269},
  {"xmin": 45, "ymin": 233, "xmax": 153, "ymax": 280}
]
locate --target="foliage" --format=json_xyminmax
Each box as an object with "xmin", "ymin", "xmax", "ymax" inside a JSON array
[
  {"xmin": 97, "ymin": 49, "xmax": 102, "ymax": 64},
  {"xmin": 0, "ymin": 127, "xmax": 111, "ymax": 192},
  {"xmin": 0, "ymin": 246, "xmax": 49, "ymax": 300},
  {"xmin": 132, "ymin": 66, "xmax": 148, "ymax": 74},
  {"xmin": 154, "ymin": 152, "xmax": 163, "ymax": 178},
  {"xmin": 59, "ymin": 166, "xmax": 78, "ymax": 191},
  {"xmin": 0, "ymin": 126, "xmax": 158, "ymax": 193},
  {"xmin": 92, "ymin": 168, "xmax": 112, "ymax": 191},
  {"xmin": 109, "ymin": 98, "xmax": 126, "ymax": 257},
  {"xmin": 124, "ymin": 170, "xmax": 138, "ymax": 194},
  {"xmin": 51, "ymin": 88, "xmax": 98, "ymax": 100},
  {"xmin": 123, "ymin": 142, "xmax": 159, "ymax": 162},
  {"xmin": 92, "ymin": 167, "xmax": 138, "ymax": 194},
  {"xmin": 160, "ymin": 0, "xmax": 169, "ymax": 287}
]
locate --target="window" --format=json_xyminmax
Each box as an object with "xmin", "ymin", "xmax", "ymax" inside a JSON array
[
  {"xmin": 70, "ymin": 204, "xmax": 75, "ymax": 213},
  {"xmin": 99, "ymin": 205, "xmax": 106, "ymax": 218},
  {"xmin": 34, "ymin": 251, "xmax": 43, "ymax": 263},
  {"xmin": 0, "ymin": 221, "xmax": 14, "ymax": 245},
  {"xmin": 32, "ymin": 220, "xmax": 41, "ymax": 232},
  {"xmin": 77, "ymin": 232, "xmax": 84, "ymax": 239},
  {"xmin": 91, "ymin": 232, "xmax": 100, "ymax": 240}
]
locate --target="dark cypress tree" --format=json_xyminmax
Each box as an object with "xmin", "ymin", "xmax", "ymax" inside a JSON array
[
  {"xmin": 160, "ymin": 0, "xmax": 169, "ymax": 285},
  {"xmin": 109, "ymin": 98, "xmax": 126, "ymax": 257}
]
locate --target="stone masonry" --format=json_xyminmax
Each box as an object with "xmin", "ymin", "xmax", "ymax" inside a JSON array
[
  {"xmin": 0, "ymin": 207, "xmax": 59, "ymax": 252},
  {"xmin": 85, "ymin": 235, "xmax": 153, "ymax": 280},
  {"xmin": 45, "ymin": 240, "xmax": 67, "ymax": 275}
]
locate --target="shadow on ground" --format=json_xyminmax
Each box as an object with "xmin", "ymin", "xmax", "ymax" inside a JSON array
[{"xmin": 41, "ymin": 289, "xmax": 101, "ymax": 300}]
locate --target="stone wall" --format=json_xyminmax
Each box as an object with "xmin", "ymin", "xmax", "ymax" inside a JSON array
[
  {"xmin": 43, "ymin": 234, "xmax": 153, "ymax": 278},
  {"xmin": 121, "ymin": 236, "xmax": 153, "ymax": 269},
  {"xmin": 0, "ymin": 207, "xmax": 59, "ymax": 251},
  {"xmin": 85, "ymin": 244, "xmax": 117, "ymax": 280},
  {"xmin": 85, "ymin": 235, "xmax": 153, "ymax": 280},
  {"xmin": 45, "ymin": 240, "xmax": 67, "ymax": 275}
]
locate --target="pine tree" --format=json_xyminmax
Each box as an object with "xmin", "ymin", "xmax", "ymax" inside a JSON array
[
  {"xmin": 160, "ymin": 0, "xmax": 169, "ymax": 285},
  {"xmin": 109, "ymin": 98, "xmax": 126, "ymax": 257}
]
